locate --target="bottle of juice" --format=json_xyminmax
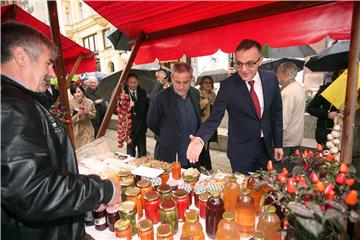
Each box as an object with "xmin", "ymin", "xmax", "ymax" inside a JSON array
[
  {"xmin": 216, "ymin": 211, "xmax": 241, "ymax": 239},
  {"xmin": 257, "ymin": 205, "xmax": 282, "ymax": 240},
  {"xmin": 181, "ymin": 211, "xmax": 205, "ymax": 240},
  {"xmin": 205, "ymin": 191, "xmax": 224, "ymax": 238},
  {"xmin": 235, "ymin": 188, "xmax": 256, "ymax": 236},
  {"xmin": 223, "ymin": 176, "xmax": 240, "ymax": 212}
]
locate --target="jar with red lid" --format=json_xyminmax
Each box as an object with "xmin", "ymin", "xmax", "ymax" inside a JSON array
[
  {"xmin": 136, "ymin": 178, "xmax": 153, "ymax": 207},
  {"xmin": 198, "ymin": 193, "xmax": 210, "ymax": 219},
  {"xmin": 114, "ymin": 219, "xmax": 132, "ymax": 240},
  {"xmin": 93, "ymin": 204, "xmax": 107, "ymax": 231},
  {"xmin": 137, "ymin": 219, "xmax": 154, "ymax": 240},
  {"xmin": 160, "ymin": 199, "xmax": 178, "ymax": 233},
  {"xmin": 172, "ymin": 189, "xmax": 190, "ymax": 222},
  {"xmin": 157, "ymin": 184, "xmax": 173, "ymax": 202},
  {"xmin": 144, "ymin": 191, "xmax": 161, "ymax": 224},
  {"xmin": 156, "ymin": 224, "xmax": 174, "ymax": 240},
  {"xmin": 106, "ymin": 204, "xmax": 120, "ymax": 232},
  {"xmin": 125, "ymin": 186, "xmax": 143, "ymax": 218}
]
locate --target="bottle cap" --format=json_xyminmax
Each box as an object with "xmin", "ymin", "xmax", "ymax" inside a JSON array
[
  {"xmin": 144, "ymin": 191, "xmax": 160, "ymax": 201},
  {"xmin": 156, "ymin": 224, "xmax": 172, "ymax": 237},
  {"xmin": 157, "ymin": 184, "xmax": 172, "ymax": 193},
  {"xmin": 160, "ymin": 199, "xmax": 176, "ymax": 210},
  {"xmin": 125, "ymin": 186, "xmax": 140, "ymax": 197},
  {"xmin": 173, "ymin": 189, "xmax": 188, "ymax": 199},
  {"xmin": 138, "ymin": 219, "xmax": 153, "ymax": 232},
  {"xmin": 115, "ymin": 219, "xmax": 130, "ymax": 231},
  {"xmin": 119, "ymin": 201, "xmax": 136, "ymax": 213},
  {"xmin": 136, "ymin": 179, "xmax": 152, "ymax": 188},
  {"xmin": 223, "ymin": 211, "xmax": 235, "ymax": 221}
]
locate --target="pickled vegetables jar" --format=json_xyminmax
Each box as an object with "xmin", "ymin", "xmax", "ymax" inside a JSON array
[
  {"xmin": 157, "ymin": 184, "xmax": 173, "ymax": 202},
  {"xmin": 223, "ymin": 176, "xmax": 240, "ymax": 212},
  {"xmin": 144, "ymin": 191, "xmax": 161, "ymax": 224},
  {"xmin": 172, "ymin": 189, "xmax": 190, "ymax": 222},
  {"xmin": 216, "ymin": 211, "xmax": 241, "ymax": 239},
  {"xmin": 205, "ymin": 190, "xmax": 224, "ymax": 238},
  {"xmin": 125, "ymin": 186, "xmax": 143, "ymax": 218},
  {"xmin": 181, "ymin": 211, "xmax": 205, "ymax": 240},
  {"xmin": 257, "ymin": 205, "xmax": 282, "ymax": 240},
  {"xmin": 137, "ymin": 219, "xmax": 154, "ymax": 240},
  {"xmin": 114, "ymin": 219, "xmax": 132, "ymax": 240},
  {"xmin": 235, "ymin": 188, "xmax": 256, "ymax": 236},
  {"xmin": 119, "ymin": 201, "xmax": 137, "ymax": 235},
  {"xmin": 160, "ymin": 199, "xmax": 178, "ymax": 233},
  {"xmin": 119, "ymin": 171, "xmax": 135, "ymax": 202},
  {"xmin": 156, "ymin": 224, "xmax": 173, "ymax": 240},
  {"xmin": 136, "ymin": 179, "xmax": 153, "ymax": 207}
]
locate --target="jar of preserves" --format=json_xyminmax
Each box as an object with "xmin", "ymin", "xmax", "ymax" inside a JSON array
[
  {"xmin": 183, "ymin": 175, "xmax": 197, "ymax": 205},
  {"xmin": 194, "ymin": 184, "xmax": 207, "ymax": 208},
  {"xmin": 119, "ymin": 201, "xmax": 137, "ymax": 235},
  {"xmin": 137, "ymin": 219, "xmax": 154, "ymax": 240},
  {"xmin": 157, "ymin": 184, "xmax": 173, "ymax": 202},
  {"xmin": 223, "ymin": 176, "xmax": 240, "ymax": 212},
  {"xmin": 156, "ymin": 224, "xmax": 173, "ymax": 240},
  {"xmin": 171, "ymin": 162, "xmax": 181, "ymax": 180},
  {"xmin": 125, "ymin": 186, "xmax": 143, "ymax": 218},
  {"xmin": 235, "ymin": 188, "xmax": 256, "ymax": 236},
  {"xmin": 216, "ymin": 211, "xmax": 241, "ymax": 239},
  {"xmin": 106, "ymin": 204, "xmax": 120, "ymax": 232},
  {"xmin": 257, "ymin": 205, "xmax": 282, "ymax": 240},
  {"xmin": 119, "ymin": 171, "xmax": 135, "ymax": 202},
  {"xmin": 159, "ymin": 168, "xmax": 170, "ymax": 184},
  {"xmin": 144, "ymin": 191, "xmax": 161, "ymax": 224},
  {"xmin": 198, "ymin": 193, "xmax": 210, "ymax": 219},
  {"xmin": 114, "ymin": 219, "xmax": 132, "ymax": 240},
  {"xmin": 136, "ymin": 178, "xmax": 153, "ymax": 207},
  {"xmin": 93, "ymin": 204, "xmax": 107, "ymax": 231},
  {"xmin": 172, "ymin": 189, "xmax": 190, "ymax": 222},
  {"xmin": 205, "ymin": 191, "xmax": 224, "ymax": 238},
  {"xmin": 160, "ymin": 199, "xmax": 178, "ymax": 233},
  {"xmin": 181, "ymin": 211, "xmax": 205, "ymax": 240},
  {"xmin": 248, "ymin": 176, "xmax": 270, "ymax": 214}
]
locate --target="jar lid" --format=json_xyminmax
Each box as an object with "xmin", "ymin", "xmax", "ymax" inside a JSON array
[
  {"xmin": 173, "ymin": 189, "xmax": 188, "ymax": 199},
  {"xmin": 157, "ymin": 184, "xmax": 172, "ymax": 193},
  {"xmin": 223, "ymin": 211, "xmax": 235, "ymax": 221},
  {"xmin": 183, "ymin": 175, "xmax": 195, "ymax": 182},
  {"xmin": 156, "ymin": 224, "xmax": 172, "ymax": 237},
  {"xmin": 263, "ymin": 205, "xmax": 276, "ymax": 213},
  {"xmin": 210, "ymin": 190, "xmax": 220, "ymax": 198},
  {"xmin": 136, "ymin": 179, "xmax": 151, "ymax": 188},
  {"xmin": 120, "ymin": 177, "xmax": 134, "ymax": 186},
  {"xmin": 184, "ymin": 211, "xmax": 198, "ymax": 223},
  {"xmin": 138, "ymin": 219, "xmax": 153, "ymax": 232},
  {"xmin": 160, "ymin": 199, "xmax": 176, "ymax": 210},
  {"xmin": 198, "ymin": 193, "xmax": 210, "ymax": 202},
  {"xmin": 118, "ymin": 170, "xmax": 131, "ymax": 177},
  {"xmin": 114, "ymin": 219, "xmax": 130, "ymax": 231},
  {"xmin": 252, "ymin": 231, "xmax": 266, "ymax": 240},
  {"xmin": 119, "ymin": 201, "xmax": 136, "ymax": 213},
  {"xmin": 240, "ymin": 188, "xmax": 251, "ymax": 195},
  {"xmin": 144, "ymin": 191, "xmax": 160, "ymax": 201},
  {"xmin": 125, "ymin": 186, "xmax": 140, "ymax": 197}
]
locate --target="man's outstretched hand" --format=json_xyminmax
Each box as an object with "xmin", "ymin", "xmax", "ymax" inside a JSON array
[{"xmin": 186, "ymin": 134, "xmax": 204, "ymax": 163}]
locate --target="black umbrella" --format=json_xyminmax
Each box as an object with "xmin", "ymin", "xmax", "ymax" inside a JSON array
[
  {"xmin": 96, "ymin": 69, "xmax": 156, "ymax": 102},
  {"xmin": 260, "ymin": 58, "xmax": 304, "ymax": 73},
  {"xmin": 195, "ymin": 69, "xmax": 228, "ymax": 85},
  {"xmin": 106, "ymin": 28, "xmax": 131, "ymax": 51},
  {"xmin": 262, "ymin": 44, "xmax": 316, "ymax": 58},
  {"xmin": 305, "ymin": 41, "xmax": 352, "ymax": 72}
]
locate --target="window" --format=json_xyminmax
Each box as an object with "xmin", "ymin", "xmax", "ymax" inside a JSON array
[
  {"xmin": 83, "ymin": 34, "xmax": 98, "ymax": 52},
  {"xmin": 103, "ymin": 29, "xmax": 112, "ymax": 49},
  {"xmin": 96, "ymin": 58, "xmax": 101, "ymax": 72}
]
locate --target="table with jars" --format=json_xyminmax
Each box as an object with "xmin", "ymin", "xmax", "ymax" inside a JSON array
[{"xmin": 85, "ymin": 163, "xmax": 284, "ymax": 240}]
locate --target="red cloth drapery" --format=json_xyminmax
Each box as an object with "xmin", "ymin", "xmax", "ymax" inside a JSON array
[
  {"xmin": 1, "ymin": 5, "xmax": 96, "ymax": 74},
  {"xmin": 85, "ymin": 1, "xmax": 353, "ymax": 64}
]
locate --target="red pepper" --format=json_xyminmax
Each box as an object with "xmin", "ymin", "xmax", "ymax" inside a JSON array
[
  {"xmin": 282, "ymin": 168, "xmax": 289, "ymax": 176},
  {"xmin": 336, "ymin": 173, "xmax": 346, "ymax": 185},
  {"xmin": 303, "ymin": 150, "xmax": 309, "ymax": 157},
  {"xmin": 304, "ymin": 194, "xmax": 311, "ymax": 202},
  {"xmin": 267, "ymin": 160, "xmax": 273, "ymax": 171},
  {"xmin": 316, "ymin": 182, "xmax": 325, "ymax": 192},
  {"xmin": 284, "ymin": 220, "xmax": 289, "ymax": 228},
  {"xmin": 287, "ymin": 179, "xmax": 296, "ymax": 193},
  {"xmin": 316, "ymin": 144, "xmax": 323, "ymax": 152},
  {"xmin": 277, "ymin": 173, "xmax": 287, "ymax": 184},
  {"xmin": 345, "ymin": 190, "xmax": 358, "ymax": 206},
  {"xmin": 325, "ymin": 190, "xmax": 336, "ymax": 201},
  {"xmin": 295, "ymin": 149, "xmax": 300, "ymax": 156},
  {"xmin": 340, "ymin": 163, "xmax": 349, "ymax": 173},
  {"xmin": 326, "ymin": 154, "xmax": 333, "ymax": 161},
  {"xmin": 346, "ymin": 178, "xmax": 355, "ymax": 186},
  {"xmin": 305, "ymin": 162, "xmax": 310, "ymax": 170},
  {"xmin": 323, "ymin": 183, "xmax": 334, "ymax": 195},
  {"xmin": 309, "ymin": 151, "xmax": 314, "ymax": 158},
  {"xmin": 311, "ymin": 172, "xmax": 319, "ymax": 184},
  {"xmin": 298, "ymin": 176, "xmax": 307, "ymax": 186}
]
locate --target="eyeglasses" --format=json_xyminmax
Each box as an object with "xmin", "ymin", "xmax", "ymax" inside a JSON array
[{"xmin": 235, "ymin": 56, "xmax": 262, "ymax": 69}]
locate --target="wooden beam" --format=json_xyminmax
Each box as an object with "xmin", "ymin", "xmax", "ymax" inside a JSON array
[
  {"xmin": 66, "ymin": 54, "xmax": 83, "ymax": 84},
  {"xmin": 96, "ymin": 32, "xmax": 144, "ymax": 138},
  {"xmin": 341, "ymin": 2, "xmax": 360, "ymax": 164},
  {"xmin": 144, "ymin": 1, "xmax": 332, "ymax": 42},
  {"xmin": 47, "ymin": 1, "xmax": 75, "ymax": 145}
]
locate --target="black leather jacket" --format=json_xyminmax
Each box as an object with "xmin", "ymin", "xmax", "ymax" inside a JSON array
[{"xmin": 1, "ymin": 75, "xmax": 113, "ymax": 240}]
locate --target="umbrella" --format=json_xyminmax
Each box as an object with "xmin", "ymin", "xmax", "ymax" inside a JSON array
[
  {"xmin": 132, "ymin": 63, "xmax": 171, "ymax": 72},
  {"xmin": 96, "ymin": 69, "xmax": 156, "ymax": 102},
  {"xmin": 80, "ymin": 72, "xmax": 106, "ymax": 81},
  {"xmin": 260, "ymin": 58, "xmax": 304, "ymax": 73},
  {"xmin": 195, "ymin": 69, "xmax": 228, "ymax": 85},
  {"xmin": 262, "ymin": 44, "xmax": 316, "ymax": 58},
  {"xmin": 305, "ymin": 41, "xmax": 352, "ymax": 72},
  {"xmin": 106, "ymin": 28, "xmax": 131, "ymax": 51}
]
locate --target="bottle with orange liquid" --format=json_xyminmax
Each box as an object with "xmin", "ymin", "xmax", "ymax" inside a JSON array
[
  {"xmin": 247, "ymin": 175, "xmax": 270, "ymax": 214},
  {"xmin": 257, "ymin": 205, "xmax": 282, "ymax": 240},
  {"xmin": 216, "ymin": 211, "xmax": 241, "ymax": 239},
  {"xmin": 181, "ymin": 210, "xmax": 205, "ymax": 240},
  {"xmin": 235, "ymin": 188, "xmax": 256, "ymax": 236},
  {"xmin": 223, "ymin": 176, "xmax": 240, "ymax": 212},
  {"xmin": 172, "ymin": 153, "xmax": 181, "ymax": 180}
]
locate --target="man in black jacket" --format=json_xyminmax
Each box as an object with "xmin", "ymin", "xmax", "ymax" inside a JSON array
[{"xmin": 1, "ymin": 22, "xmax": 120, "ymax": 240}]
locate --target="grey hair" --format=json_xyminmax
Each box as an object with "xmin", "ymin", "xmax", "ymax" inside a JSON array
[
  {"xmin": 277, "ymin": 62, "xmax": 298, "ymax": 79},
  {"xmin": 171, "ymin": 62, "xmax": 193, "ymax": 76}
]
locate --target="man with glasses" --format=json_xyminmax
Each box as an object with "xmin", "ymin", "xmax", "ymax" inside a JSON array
[{"xmin": 187, "ymin": 39, "xmax": 283, "ymax": 174}]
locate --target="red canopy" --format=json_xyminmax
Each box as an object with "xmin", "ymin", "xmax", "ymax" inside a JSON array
[
  {"xmin": 85, "ymin": 1, "xmax": 353, "ymax": 64},
  {"xmin": 1, "ymin": 4, "xmax": 96, "ymax": 74}
]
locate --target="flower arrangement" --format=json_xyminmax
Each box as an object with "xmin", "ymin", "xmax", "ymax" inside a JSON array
[{"xmin": 50, "ymin": 102, "xmax": 71, "ymax": 125}]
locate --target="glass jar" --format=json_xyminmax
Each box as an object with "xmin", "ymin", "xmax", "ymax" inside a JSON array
[
  {"xmin": 205, "ymin": 191, "xmax": 224, "ymax": 238},
  {"xmin": 235, "ymin": 188, "xmax": 256, "ymax": 236},
  {"xmin": 171, "ymin": 162, "xmax": 181, "ymax": 180},
  {"xmin": 248, "ymin": 176, "xmax": 270, "ymax": 214},
  {"xmin": 181, "ymin": 211, "xmax": 205, "ymax": 240},
  {"xmin": 173, "ymin": 189, "xmax": 190, "ymax": 222},
  {"xmin": 93, "ymin": 204, "xmax": 107, "ymax": 231},
  {"xmin": 137, "ymin": 178, "xmax": 153, "ymax": 207},
  {"xmin": 144, "ymin": 191, "xmax": 161, "ymax": 224},
  {"xmin": 119, "ymin": 172, "xmax": 135, "ymax": 202},
  {"xmin": 223, "ymin": 176, "xmax": 240, "ymax": 212},
  {"xmin": 125, "ymin": 186, "xmax": 143, "ymax": 218},
  {"xmin": 257, "ymin": 205, "xmax": 282, "ymax": 240},
  {"xmin": 157, "ymin": 184, "xmax": 173, "ymax": 202},
  {"xmin": 159, "ymin": 168, "xmax": 170, "ymax": 185},
  {"xmin": 119, "ymin": 201, "xmax": 137, "ymax": 235},
  {"xmin": 137, "ymin": 219, "xmax": 154, "ymax": 240},
  {"xmin": 216, "ymin": 211, "xmax": 241, "ymax": 239},
  {"xmin": 194, "ymin": 184, "xmax": 207, "ymax": 208},
  {"xmin": 106, "ymin": 204, "xmax": 120, "ymax": 232},
  {"xmin": 160, "ymin": 199, "xmax": 178, "ymax": 233},
  {"xmin": 114, "ymin": 219, "xmax": 132, "ymax": 240},
  {"xmin": 156, "ymin": 224, "xmax": 174, "ymax": 240},
  {"xmin": 198, "ymin": 193, "xmax": 210, "ymax": 219}
]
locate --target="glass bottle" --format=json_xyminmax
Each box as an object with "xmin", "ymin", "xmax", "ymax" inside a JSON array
[
  {"xmin": 181, "ymin": 211, "xmax": 205, "ymax": 240},
  {"xmin": 93, "ymin": 204, "xmax": 107, "ymax": 231},
  {"xmin": 198, "ymin": 193, "xmax": 210, "ymax": 219},
  {"xmin": 144, "ymin": 191, "xmax": 161, "ymax": 224},
  {"xmin": 156, "ymin": 224, "xmax": 174, "ymax": 240},
  {"xmin": 106, "ymin": 204, "xmax": 120, "ymax": 232},
  {"xmin": 160, "ymin": 199, "xmax": 178, "ymax": 233},
  {"xmin": 114, "ymin": 219, "xmax": 132, "ymax": 240},
  {"xmin": 137, "ymin": 219, "xmax": 154, "ymax": 240},
  {"xmin": 159, "ymin": 168, "xmax": 170, "ymax": 185},
  {"xmin": 216, "ymin": 211, "xmax": 241, "ymax": 239},
  {"xmin": 223, "ymin": 176, "xmax": 240, "ymax": 212},
  {"xmin": 235, "ymin": 188, "xmax": 256, "ymax": 236},
  {"xmin": 172, "ymin": 189, "xmax": 190, "ymax": 222},
  {"xmin": 247, "ymin": 176, "xmax": 270, "ymax": 214},
  {"xmin": 157, "ymin": 184, "xmax": 173, "ymax": 202},
  {"xmin": 119, "ymin": 201, "xmax": 137, "ymax": 235},
  {"xmin": 172, "ymin": 161, "xmax": 181, "ymax": 180},
  {"xmin": 137, "ymin": 178, "xmax": 153, "ymax": 207},
  {"xmin": 257, "ymin": 205, "xmax": 282, "ymax": 240},
  {"xmin": 205, "ymin": 190, "xmax": 224, "ymax": 238},
  {"xmin": 125, "ymin": 186, "xmax": 143, "ymax": 218}
]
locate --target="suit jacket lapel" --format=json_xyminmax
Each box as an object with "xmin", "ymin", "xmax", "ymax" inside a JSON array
[{"xmin": 259, "ymin": 71, "xmax": 268, "ymax": 114}]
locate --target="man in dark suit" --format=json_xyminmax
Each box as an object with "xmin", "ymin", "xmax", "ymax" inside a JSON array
[
  {"xmin": 187, "ymin": 39, "xmax": 283, "ymax": 174},
  {"xmin": 147, "ymin": 63, "xmax": 201, "ymax": 168},
  {"xmin": 124, "ymin": 73, "xmax": 149, "ymax": 157}
]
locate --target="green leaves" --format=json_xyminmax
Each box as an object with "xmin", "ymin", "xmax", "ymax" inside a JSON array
[{"xmin": 296, "ymin": 217, "xmax": 324, "ymax": 238}]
